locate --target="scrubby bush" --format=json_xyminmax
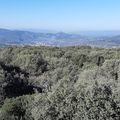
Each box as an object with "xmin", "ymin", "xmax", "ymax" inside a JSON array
[
  {"xmin": 0, "ymin": 46, "xmax": 120, "ymax": 120},
  {"xmin": 0, "ymin": 95, "xmax": 34, "ymax": 120}
]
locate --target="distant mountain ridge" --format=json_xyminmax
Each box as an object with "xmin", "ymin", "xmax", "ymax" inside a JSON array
[
  {"xmin": 0, "ymin": 28, "xmax": 120, "ymax": 47},
  {"xmin": 0, "ymin": 28, "xmax": 88, "ymax": 46}
]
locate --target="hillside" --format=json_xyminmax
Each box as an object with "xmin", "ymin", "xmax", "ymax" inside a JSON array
[
  {"xmin": 1, "ymin": 28, "xmax": 120, "ymax": 47},
  {"xmin": 0, "ymin": 28, "xmax": 88, "ymax": 46},
  {"xmin": 0, "ymin": 46, "xmax": 120, "ymax": 120}
]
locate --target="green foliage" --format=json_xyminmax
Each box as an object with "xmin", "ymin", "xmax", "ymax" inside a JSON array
[
  {"xmin": 0, "ymin": 45, "xmax": 120, "ymax": 120},
  {"xmin": 0, "ymin": 95, "xmax": 34, "ymax": 120}
]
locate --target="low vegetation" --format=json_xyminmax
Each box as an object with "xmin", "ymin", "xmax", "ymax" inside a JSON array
[{"xmin": 0, "ymin": 45, "xmax": 120, "ymax": 120}]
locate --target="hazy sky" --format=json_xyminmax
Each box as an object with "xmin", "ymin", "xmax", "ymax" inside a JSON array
[{"xmin": 0, "ymin": 0, "xmax": 120, "ymax": 32}]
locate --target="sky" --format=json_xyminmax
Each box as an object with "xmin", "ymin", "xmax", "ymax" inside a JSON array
[{"xmin": 0, "ymin": 0, "xmax": 120, "ymax": 32}]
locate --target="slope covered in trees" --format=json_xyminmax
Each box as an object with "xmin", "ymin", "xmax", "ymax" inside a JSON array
[{"xmin": 0, "ymin": 46, "xmax": 120, "ymax": 120}]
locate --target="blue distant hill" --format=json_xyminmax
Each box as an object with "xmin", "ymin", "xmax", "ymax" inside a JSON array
[{"xmin": 0, "ymin": 28, "xmax": 120, "ymax": 48}]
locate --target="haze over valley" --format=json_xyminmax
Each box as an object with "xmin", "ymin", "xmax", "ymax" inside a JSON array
[{"xmin": 1, "ymin": 28, "xmax": 120, "ymax": 48}]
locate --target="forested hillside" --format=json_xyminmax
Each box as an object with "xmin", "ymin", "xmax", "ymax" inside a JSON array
[{"xmin": 0, "ymin": 46, "xmax": 120, "ymax": 120}]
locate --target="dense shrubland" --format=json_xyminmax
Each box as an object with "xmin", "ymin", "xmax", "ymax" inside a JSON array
[{"xmin": 0, "ymin": 46, "xmax": 120, "ymax": 120}]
